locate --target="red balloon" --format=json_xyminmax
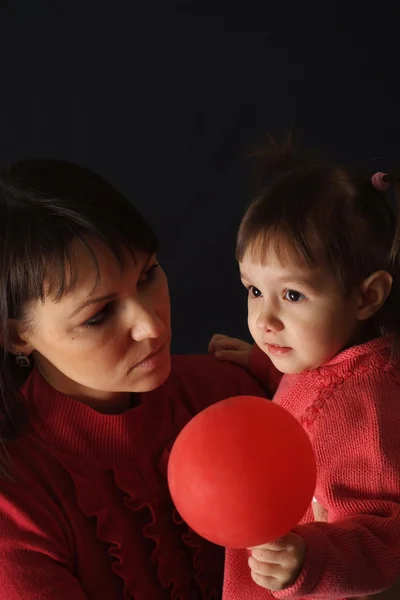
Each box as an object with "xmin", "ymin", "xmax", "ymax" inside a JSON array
[{"xmin": 168, "ymin": 395, "xmax": 316, "ymax": 548}]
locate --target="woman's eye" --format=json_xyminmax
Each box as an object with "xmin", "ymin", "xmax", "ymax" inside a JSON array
[
  {"xmin": 139, "ymin": 263, "xmax": 160, "ymax": 284},
  {"xmin": 83, "ymin": 303, "xmax": 114, "ymax": 328},
  {"xmin": 249, "ymin": 286, "xmax": 262, "ymax": 298},
  {"xmin": 284, "ymin": 289, "xmax": 306, "ymax": 303}
]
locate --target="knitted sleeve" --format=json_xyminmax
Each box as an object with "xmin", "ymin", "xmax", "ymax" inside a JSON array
[
  {"xmin": 0, "ymin": 451, "xmax": 89, "ymax": 600},
  {"xmin": 275, "ymin": 368, "xmax": 400, "ymax": 599}
]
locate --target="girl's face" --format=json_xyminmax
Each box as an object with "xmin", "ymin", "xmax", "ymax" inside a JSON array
[
  {"xmin": 240, "ymin": 248, "xmax": 361, "ymax": 374},
  {"xmin": 18, "ymin": 240, "xmax": 171, "ymax": 407}
]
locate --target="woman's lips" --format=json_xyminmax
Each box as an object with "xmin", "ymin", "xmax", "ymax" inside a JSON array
[{"xmin": 135, "ymin": 341, "xmax": 169, "ymax": 368}]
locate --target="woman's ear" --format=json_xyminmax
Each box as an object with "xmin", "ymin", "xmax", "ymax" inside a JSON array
[
  {"xmin": 356, "ymin": 271, "xmax": 393, "ymax": 322},
  {"xmin": 3, "ymin": 319, "xmax": 34, "ymax": 357}
]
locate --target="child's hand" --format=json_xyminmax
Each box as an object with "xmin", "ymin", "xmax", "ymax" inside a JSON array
[
  {"xmin": 312, "ymin": 498, "xmax": 328, "ymax": 522},
  {"xmin": 208, "ymin": 334, "xmax": 252, "ymax": 368},
  {"xmin": 249, "ymin": 533, "xmax": 306, "ymax": 592}
]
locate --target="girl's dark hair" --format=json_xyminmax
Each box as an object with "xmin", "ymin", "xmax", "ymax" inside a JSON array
[
  {"xmin": 0, "ymin": 159, "xmax": 157, "ymax": 465},
  {"xmin": 237, "ymin": 135, "xmax": 400, "ymax": 351}
]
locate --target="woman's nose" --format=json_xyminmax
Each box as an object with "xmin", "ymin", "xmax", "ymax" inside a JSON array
[{"xmin": 129, "ymin": 301, "xmax": 166, "ymax": 341}]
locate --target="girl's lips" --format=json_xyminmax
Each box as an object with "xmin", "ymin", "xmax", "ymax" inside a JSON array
[{"xmin": 266, "ymin": 343, "xmax": 292, "ymax": 355}]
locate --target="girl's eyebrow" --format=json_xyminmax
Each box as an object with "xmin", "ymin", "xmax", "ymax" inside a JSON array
[
  {"xmin": 239, "ymin": 271, "xmax": 322, "ymax": 291},
  {"xmin": 277, "ymin": 275, "xmax": 321, "ymax": 290}
]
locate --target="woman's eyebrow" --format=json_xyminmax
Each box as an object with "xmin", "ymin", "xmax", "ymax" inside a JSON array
[{"xmin": 70, "ymin": 293, "xmax": 118, "ymax": 318}]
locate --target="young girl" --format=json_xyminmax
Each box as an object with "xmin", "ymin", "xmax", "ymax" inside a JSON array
[
  {"xmin": 0, "ymin": 158, "xmax": 267, "ymax": 599},
  {"xmin": 209, "ymin": 139, "xmax": 400, "ymax": 599}
]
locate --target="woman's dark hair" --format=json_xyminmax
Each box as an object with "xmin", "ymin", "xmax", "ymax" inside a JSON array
[
  {"xmin": 0, "ymin": 159, "xmax": 157, "ymax": 469},
  {"xmin": 237, "ymin": 135, "xmax": 400, "ymax": 352}
]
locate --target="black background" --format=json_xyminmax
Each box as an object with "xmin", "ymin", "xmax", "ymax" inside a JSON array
[{"xmin": 1, "ymin": 0, "xmax": 399, "ymax": 353}]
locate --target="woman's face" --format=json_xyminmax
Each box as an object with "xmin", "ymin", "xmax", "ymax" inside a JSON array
[{"xmin": 18, "ymin": 239, "xmax": 171, "ymax": 406}]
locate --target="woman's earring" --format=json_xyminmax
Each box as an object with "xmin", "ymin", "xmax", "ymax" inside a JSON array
[{"xmin": 15, "ymin": 353, "xmax": 31, "ymax": 368}]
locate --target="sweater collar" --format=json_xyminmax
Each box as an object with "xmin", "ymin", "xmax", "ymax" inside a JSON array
[
  {"xmin": 21, "ymin": 368, "xmax": 171, "ymax": 465},
  {"xmin": 313, "ymin": 337, "xmax": 392, "ymax": 377}
]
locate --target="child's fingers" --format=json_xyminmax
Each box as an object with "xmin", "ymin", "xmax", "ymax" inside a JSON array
[
  {"xmin": 209, "ymin": 335, "xmax": 243, "ymax": 353},
  {"xmin": 217, "ymin": 338, "xmax": 244, "ymax": 350},
  {"xmin": 249, "ymin": 556, "xmax": 282, "ymax": 576},
  {"xmin": 312, "ymin": 499, "xmax": 328, "ymax": 522},
  {"xmin": 208, "ymin": 333, "xmax": 231, "ymax": 352},
  {"xmin": 250, "ymin": 550, "xmax": 283, "ymax": 565},
  {"xmin": 251, "ymin": 541, "xmax": 286, "ymax": 558},
  {"xmin": 250, "ymin": 568, "xmax": 282, "ymax": 591},
  {"xmin": 214, "ymin": 349, "xmax": 250, "ymax": 367}
]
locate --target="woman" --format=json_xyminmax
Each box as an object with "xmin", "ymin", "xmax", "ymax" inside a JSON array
[{"xmin": 0, "ymin": 159, "xmax": 266, "ymax": 599}]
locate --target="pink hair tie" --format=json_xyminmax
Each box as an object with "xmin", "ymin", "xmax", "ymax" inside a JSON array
[{"xmin": 371, "ymin": 171, "xmax": 390, "ymax": 191}]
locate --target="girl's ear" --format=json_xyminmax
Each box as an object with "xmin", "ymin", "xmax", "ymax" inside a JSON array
[{"xmin": 356, "ymin": 271, "xmax": 393, "ymax": 321}]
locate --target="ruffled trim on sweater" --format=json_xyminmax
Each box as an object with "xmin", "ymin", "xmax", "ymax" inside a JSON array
[
  {"xmin": 115, "ymin": 448, "xmax": 220, "ymax": 599},
  {"xmin": 59, "ymin": 444, "xmax": 221, "ymax": 599}
]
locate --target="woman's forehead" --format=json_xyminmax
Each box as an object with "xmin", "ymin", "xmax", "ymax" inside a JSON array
[{"xmin": 43, "ymin": 240, "xmax": 149, "ymax": 305}]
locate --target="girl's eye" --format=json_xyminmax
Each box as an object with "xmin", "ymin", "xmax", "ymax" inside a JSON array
[
  {"xmin": 139, "ymin": 263, "xmax": 160, "ymax": 284},
  {"xmin": 83, "ymin": 302, "xmax": 115, "ymax": 328},
  {"xmin": 284, "ymin": 289, "xmax": 306, "ymax": 303},
  {"xmin": 249, "ymin": 286, "xmax": 262, "ymax": 298}
]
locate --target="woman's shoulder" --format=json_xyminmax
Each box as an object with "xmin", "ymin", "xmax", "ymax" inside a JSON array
[
  {"xmin": 1, "ymin": 434, "xmax": 71, "ymax": 500},
  {"xmin": 0, "ymin": 435, "xmax": 73, "ymax": 548},
  {"xmin": 166, "ymin": 353, "xmax": 267, "ymax": 414},
  {"xmin": 170, "ymin": 353, "xmax": 262, "ymax": 391},
  {"xmin": 0, "ymin": 435, "xmax": 85, "ymax": 598}
]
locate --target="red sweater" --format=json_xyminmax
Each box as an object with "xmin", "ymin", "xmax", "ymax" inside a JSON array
[
  {"xmin": 0, "ymin": 354, "xmax": 266, "ymax": 600},
  {"xmin": 224, "ymin": 338, "xmax": 400, "ymax": 600}
]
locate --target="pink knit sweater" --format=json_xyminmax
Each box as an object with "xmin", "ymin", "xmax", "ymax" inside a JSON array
[{"xmin": 224, "ymin": 338, "xmax": 400, "ymax": 600}]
